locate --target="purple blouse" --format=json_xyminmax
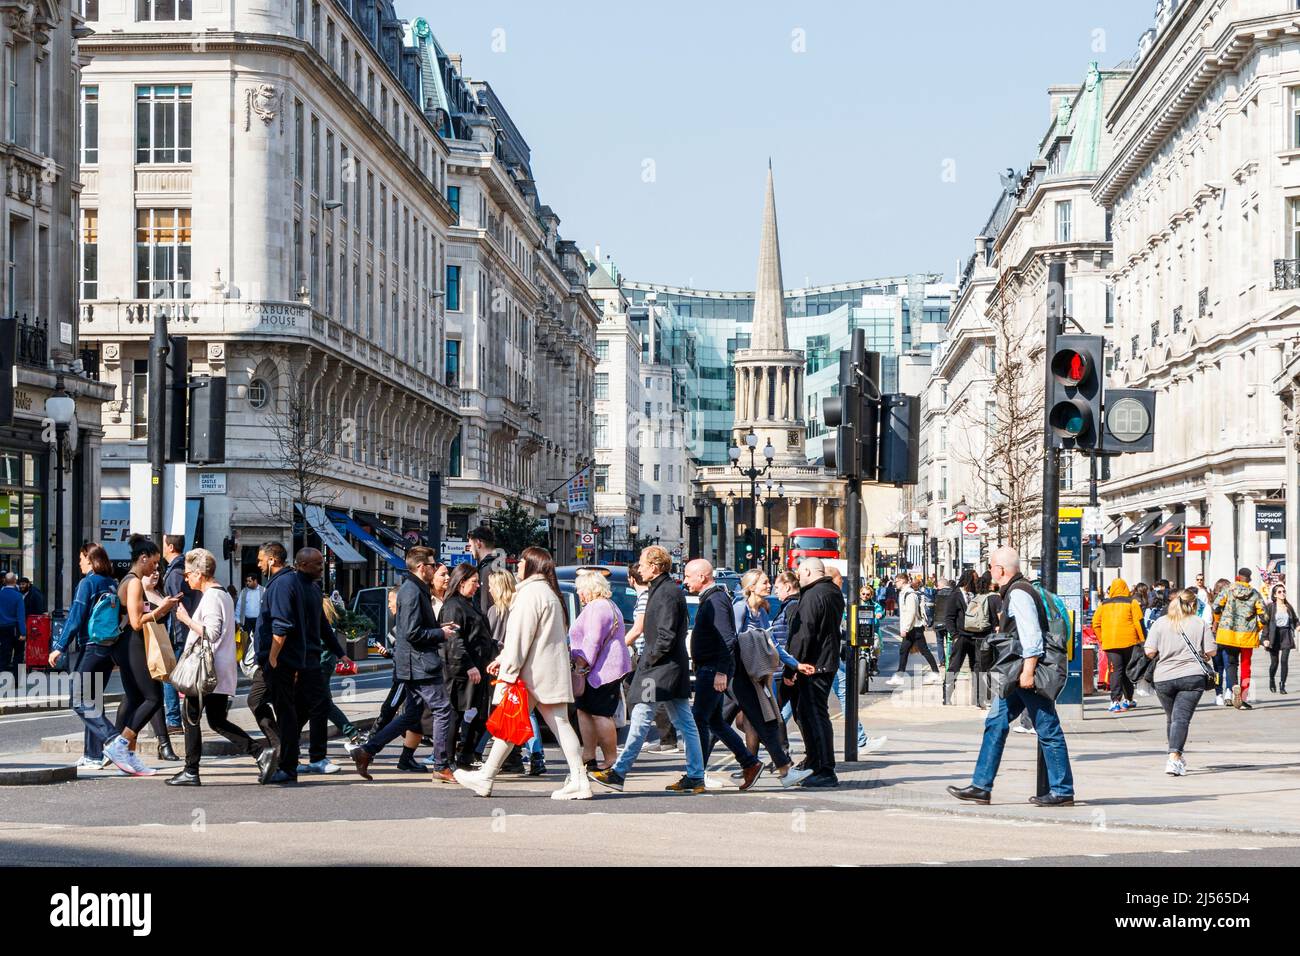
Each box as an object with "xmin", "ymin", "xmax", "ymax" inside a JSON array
[{"xmin": 569, "ymin": 596, "xmax": 630, "ymax": 688}]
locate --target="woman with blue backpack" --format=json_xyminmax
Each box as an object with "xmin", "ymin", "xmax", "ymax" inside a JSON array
[{"xmin": 47, "ymin": 543, "xmax": 123, "ymax": 771}]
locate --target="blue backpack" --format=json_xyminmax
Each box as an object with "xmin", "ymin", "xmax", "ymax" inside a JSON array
[{"xmin": 87, "ymin": 588, "xmax": 122, "ymax": 645}]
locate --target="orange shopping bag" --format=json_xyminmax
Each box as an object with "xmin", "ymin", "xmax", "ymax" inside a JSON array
[{"xmin": 485, "ymin": 681, "xmax": 534, "ymax": 746}]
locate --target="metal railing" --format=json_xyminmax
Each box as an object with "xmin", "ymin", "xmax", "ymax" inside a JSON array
[
  {"xmin": 79, "ymin": 347, "xmax": 100, "ymax": 381},
  {"xmin": 13, "ymin": 313, "xmax": 46, "ymax": 367},
  {"xmin": 1274, "ymin": 259, "xmax": 1300, "ymax": 290}
]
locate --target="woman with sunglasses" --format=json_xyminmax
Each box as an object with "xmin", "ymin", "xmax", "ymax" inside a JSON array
[
  {"xmin": 166, "ymin": 548, "xmax": 270, "ymax": 786},
  {"xmin": 1264, "ymin": 583, "xmax": 1295, "ymax": 695}
]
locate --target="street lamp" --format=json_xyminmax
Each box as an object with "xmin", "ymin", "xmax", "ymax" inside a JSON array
[
  {"xmin": 545, "ymin": 498, "xmax": 559, "ymax": 557},
  {"xmin": 44, "ymin": 389, "xmax": 76, "ymax": 615},
  {"xmin": 630, "ymin": 523, "xmax": 640, "ymax": 558},
  {"xmin": 729, "ymin": 428, "xmax": 775, "ymax": 572}
]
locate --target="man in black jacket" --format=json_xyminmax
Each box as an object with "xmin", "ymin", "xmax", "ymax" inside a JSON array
[
  {"xmin": 590, "ymin": 545, "xmax": 705, "ymax": 794},
  {"xmin": 259, "ymin": 542, "xmax": 309, "ymax": 784},
  {"xmin": 468, "ymin": 525, "xmax": 504, "ymax": 615},
  {"xmin": 288, "ymin": 548, "xmax": 351, "ymax": 776},
  {"xmin": 352, "ymin": 546, "xmax": 459, "ymax": 783},
  {"xmin": 785, "ymin": 558, "xmax": 845, "ymax": 787}
]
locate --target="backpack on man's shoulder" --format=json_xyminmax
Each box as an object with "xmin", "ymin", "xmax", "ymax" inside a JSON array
[
  {"xmin": 1030, "ymin": 582, "xmax": 1072, "ymax": 651},
  {"xmin": 86, "ymin": 588, "xmax": 123, "ymax": 645},
  {"xmin": 963, "ymin": 593, "xmax": 994, "ymax": 634}
]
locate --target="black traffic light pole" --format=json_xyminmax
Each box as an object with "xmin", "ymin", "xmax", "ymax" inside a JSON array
[
  {"xmin": 1040, "ymin": 260, "xmax": 1065, "ymax": 594},
  {"xmin": 148, "ymin": 311, "xmax": 170, "ymax": 550}
]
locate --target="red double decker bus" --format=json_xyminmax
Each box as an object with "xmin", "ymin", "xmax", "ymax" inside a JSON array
[{"xmin": 785, "ymin": 527, "xmax": 840, "ymax": 570}]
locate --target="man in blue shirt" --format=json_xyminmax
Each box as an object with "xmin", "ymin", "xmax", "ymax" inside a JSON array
[
  {"xmin": 948, "ymin": 547, "xmax": 1075, "ymax": 807},
  {"xmin": 0, "ymin": 572, "xmax": 27, "ymax": 678}
]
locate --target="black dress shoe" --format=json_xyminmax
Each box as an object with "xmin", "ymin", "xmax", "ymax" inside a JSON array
[
  {"xmin": 166, "ymin": 769, "xmax": 201, "ymax": 786},
  {"xmin": 947, "ymin": 784, "xmax": 992, "ymax": 804},
  {"xmin": 527, "ymin": 757, "xmax": 546, "ymax": 777},
  {"xmin": 1028, "ymin": 792, "xmax": 1075, "ymax": 807},
  {"xmin": 802, "ymin": 771, "xmax": 839, "ymax": 788},
  {"xmin": 396, "ymin": 756, "xmax": 425, "ymax": 772},
  {"xmin": 256, "ymin": 745, "xmax": 279, "ymax": 785},
  {"xmin": 157, "ymin": 738, "xmax": 181, "ymax": 762}
]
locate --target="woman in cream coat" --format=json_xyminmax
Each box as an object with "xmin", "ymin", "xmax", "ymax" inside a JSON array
[{"xmin": 454, "ymin": 547, "xmax": 591, "ymax": 800}]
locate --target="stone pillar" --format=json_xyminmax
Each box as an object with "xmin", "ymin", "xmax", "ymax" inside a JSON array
[
  {"xmin": 1205, "ymin": 480, "xmax": 1235, "ymax": 585},
  {"xmin": 702, "ymin": 502, "xmax": 713, "ymax": 564},
  {"xmin": 1183, "ymin": 500, "xmax": 1204, "ymax": 590},
  {"xmin": 1238, "ymin": 495, "xmax": 1261, "ymax": 580},
  {"xmin": 737, "ymin": 368, "xmax": 749, "ymax": 421},
  {"xmin": 789, "ymin": 367, "xmax": 798, "ymax": 420},
  {"xmin": 815, "ymin": 497, "xmax": 826, "ymax": 529},
  {"xmin": 787, "ymin": 497, "xmax": 800, "ymax": 537},
  {"xmin": 751, "ymin": 370, "xmax": 762, "ymax": 426},
  {"xmin": 723, "ymin": 497, "xmax": 735, "ymax": 570}
]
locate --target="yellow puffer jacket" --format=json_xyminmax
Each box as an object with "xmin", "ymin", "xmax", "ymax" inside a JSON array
[
  {"xmin": 1092, "ymin": 579, "xmax": 1144, "ymax": 650},
  {"xmin": 1214, "ymin": 581, "xmax": 1265, "ymax": 649}
]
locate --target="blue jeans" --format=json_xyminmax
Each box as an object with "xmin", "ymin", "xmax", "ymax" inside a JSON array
[
  {"xmin": 525, "ymin": 712, "xmax": 545, "ymax": 757},
  {"xmin": 972, "ymin": 688, "xmax": 1074, "ymax": 797},
  {"xmin": 613, "ymin": 698, "xmax": 703, "ymax": 779},
  {"xmin": 72, "ymin": 642, "xmax": 120, "ymax": 760},
  {"xmin": 833, "ymin": 661, "xmax": 868, "ymax": 747}
]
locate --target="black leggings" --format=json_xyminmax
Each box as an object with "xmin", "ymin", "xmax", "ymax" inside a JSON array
[
  {"xmin": 183, "ymin": 693, "xmax": 260, "ymax": 773},
  {"xmin": 1269, "ymin": 648, "xmax": 1291, "ymax": 687},
  {"xmin": 114, "ymin": 633, "xmax": 163, "ymax": 735},
  {"xmin": 945, "ymin": 634, "xmax": 988, "ymax": 706},
  {"xmin": 1106, "ymin": 645, "xmax": 1137, "ymax": 702},
  {"xmin": 896, "ymin": 627, "xmax": 939, "ymax": 673},
  {"xmin": 729, "ymin": 666, "xmax": 791, "ymax": 768}
]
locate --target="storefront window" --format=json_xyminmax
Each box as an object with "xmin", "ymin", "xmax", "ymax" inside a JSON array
[{"xmin": 0, "ymin": 450, "xmax": 46, "ymax": 588}]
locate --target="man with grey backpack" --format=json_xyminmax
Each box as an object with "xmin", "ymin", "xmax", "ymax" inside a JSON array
[{"xmin": 941, "ymin": 569, "xmax": 995, "ymax": 707}]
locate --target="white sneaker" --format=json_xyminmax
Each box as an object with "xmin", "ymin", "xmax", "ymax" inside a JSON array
[
  {"xmin": 885, "ymin": 674, "xmax": 906, "ymax": 687},
  {"xmin": 102, "ymin": 735, "xmax": 136, "ymax": 775},
  {"xmin": 780, "ymin": 767, "xmax": 814, "ymax": 788},
  {"xmin": 1012, "ymin": 724, "xmax": 1036, "ymax": 735},
  {"xmin": 859, "ymin": 735, "xmax": 888, "ymax": 753},
  {"xmin": 74, "ymin": 756, "xmax": 105, "ymax": 771},
  {"xmin": 343, "ymin": 739, "xmax": 362, "ymax": 755},
  {"xmin": 1215, "ymin": 694, "xmax": 1225, "ymax": 706},
  {"xmin": 923, "ymin": 671, "xmax": 941, "ymax": 685},
  {"xmin": 703, "ymin": 773, "xmax": 729, "ymax": 791},
  {"xmin": 453, "ymin": 767, "xmax": 493, "ymax": 797},
  {"xmin": 301, "ymin": 759, "xmax": 340, "ymax": 775},
  {"xmin": 124, "ymin": 748, "xmax": 156, "ymax": 777},
  {"xmin": 1164, "ymin": 757, "xmax": 1186, "ymax": 776}
]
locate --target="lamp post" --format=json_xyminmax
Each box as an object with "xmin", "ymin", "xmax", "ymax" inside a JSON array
[
  {"xmin": 545, "ymin": 499, "xmax": 560, "ymax": 558},
  {"xmin": 44, "ymin": 388, "xmax": 76, "ymax": 615},
  {"xmin": 725, "ymin": 490, "xmax": 736, "ymax": 570},
  {"xmin": 757, "ymin": 480, "xmax": 785, "ymax": 578},
  {"xmin": 629, "ymin": 523, "xmax": 640, "ymax": 560},
  {"xmin": 728, "ymin": 428, "xmax": 775, "ymax": 573}
]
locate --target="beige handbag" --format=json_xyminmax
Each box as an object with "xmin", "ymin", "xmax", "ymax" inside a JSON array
[{"xmin": 143, "ymin": 621, "xmax": 177, "ymax": 680}]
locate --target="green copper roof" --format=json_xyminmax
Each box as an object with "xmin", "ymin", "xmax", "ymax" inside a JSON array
[
  {"xmin": 410, "ymin": 17, "xmax": 451, "ymax": 118},
  {"xmin": 1063, "ymin": 62, "xmax": 1103, "ymax": 175}
]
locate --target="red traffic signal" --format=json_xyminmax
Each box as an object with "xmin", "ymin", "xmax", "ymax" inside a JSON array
[{"xmin": 1050, "ymin": 348, "xmax": 1093, "ymax": 387}]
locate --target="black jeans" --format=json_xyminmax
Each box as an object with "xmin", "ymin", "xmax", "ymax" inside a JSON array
[
  {"xmin": 0, "ymin": 624, "xmax": 20, "ymax": 677},
  {"xmin": 1106, "ymin": 645, "xmax": 1137, "ymax": 702},
  {"xmin": 896, "ymin": 627, "xmax": 939, "ymax": 674},
  {"xmin": 269, "ymin": 663, "xmax": 302, "ymax": 773},
  {"xmin": 796, "ymin": 671, "xmax": 835, "ymax": 775},
  {"xmin": 1154, "ymin": 674, "xmax": 1206, "ymax": 755},
  {"xmin": 945, "ymin": 635, "xmax": 988, "ymax": 706},
  {"xmin": 294, "ymin": 663, "xmax": 331, "ymax": 764},
  {"xmin": 113, "ymin": 633, "xmax": 163, "ymax": 735},
  {"xmin": 246, "ymin": 665, "xmax": 280, "ymax": 752},
  {"xmin": 183, "ymin": 693, "xmax": 260, "ymax": 773},
  {"xmin": 729, "ymin": 666, "xmax": 790, "ymax": 768},
  {"xmin": 1268, "ymin": 647, "xmax": 1291, "ymax": 688},
  {"xmin": 446, "ymin": 678, "xmax": 491, "ymax": 767},
  {"xmin": 693, "ymin": 667, "xmax": 756, "ymax": 770},
  {"xmin": 364, "ymin": 676, "xmax": 454, "ymax": 770}
]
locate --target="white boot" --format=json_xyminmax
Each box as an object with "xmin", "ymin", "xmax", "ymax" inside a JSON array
[
  {"xmin": 453, "ymin": 768, "xmax": 493, "ymax": 797},
  {"xmin": 551, "ymin": 774, "xmax": 593, "ymax": 800}
]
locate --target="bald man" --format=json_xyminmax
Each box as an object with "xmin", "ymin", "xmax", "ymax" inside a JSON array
[
  {"xmin": 786, "ymin": 558, "xmax": 845, "ymax": 787},
  {"xmin": 948, "ymin": 547, "xmax": 1075, "ymax": 807}
]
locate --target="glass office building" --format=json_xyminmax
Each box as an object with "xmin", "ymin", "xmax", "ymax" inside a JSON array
[{"xmin": 625, "ymin": 276, "xmax": 953, "ymax": 465}]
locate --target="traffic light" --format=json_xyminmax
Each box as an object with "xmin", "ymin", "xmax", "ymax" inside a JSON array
[
  {"xmin": 878, "ymin": 394, "xmax": 920, "ymax": 485},
  {"xmin": 0, "ymin": 316, "xmax": 14, "ymax": 427},
  {"xmin": 167, "ymin": 335, "xmax": 189, "ymax": 462},
  {"xmin": 187, "ymin": 375, "xmax": 227, "ymax": 465},
  {"xmin": 1101, "ymin": 387, "xmax": 1156, "ymax": 454},
  {"xmin": 821, "ymin": 350, "xmax": 861, "ymax": 479},
  {"xmin": 222, "ymin": 536, "xmax": 236, "ymax": 561},
  {"xmin": 1047, "ymin": 334, "xmax": 1104, "ymax": 450}
]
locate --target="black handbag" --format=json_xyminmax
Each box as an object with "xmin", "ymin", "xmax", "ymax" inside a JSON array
[
  {"xmin": 1125, "ymin": 649, "xmax": 1155, "ymax": 685},
  {"xmin": 1172, "ymin": 623, "xmax": 1218, "ymax": 691}
]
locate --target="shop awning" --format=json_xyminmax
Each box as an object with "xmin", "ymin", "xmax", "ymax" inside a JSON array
[
  {"xmin": 1106, "ymin": 509, "xmax": 1163, "ymax": 550},
  {"xmin": 352, "ymin": 511, "xmax": 409, "ymax": 551},
  {"xmin": 330, "ymin": 510, "xmax": 407, "ymax": 573},
  {"xmin": 297, "ymin": 504, "xmax": 365, "ymax": 566},
  {"xmin": 1138, "ymin": 511, "xmax": 1186, "ymax": 546}
]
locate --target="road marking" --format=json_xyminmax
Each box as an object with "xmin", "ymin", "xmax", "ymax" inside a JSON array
[
  {"xmin": 1162, "ymin": 850, "xmax": 1189, "ymax": 855},
  {"xmin": 1085, "ymin": 853, "xmax": 1108, "ymax": 858},
  {"xmin": 920, "ymin": 861, "xmax": 948, "ymax": 866},
  {"xmin": 235, "ymin": 821, "xmax": 262, "ymax": 825},
  {"xmin": 1002, "ymin": 856, "xmax": 1029, "ymax": 861},
  {"xmin": 138, "ymin": 823, "xmax": 166, "ymax": 828},
  {"xmin": 1238, "ymin": 847, "xmax": 1262, "ymax": 851}
]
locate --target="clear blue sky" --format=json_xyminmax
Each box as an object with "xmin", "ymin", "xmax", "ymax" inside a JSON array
[{"xmin": 396, "ymin": 0, "xmax": 1156, "ymax": 290}]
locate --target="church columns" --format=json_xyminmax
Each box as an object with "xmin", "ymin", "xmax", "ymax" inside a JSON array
[
  {"xmin": 787, "ymin": 497, "xmax": 801, "ymax": 536},
  {"xmin": 723, "ymin": 497, "xmax": 736, "ymax": 569},
  {"xmin": 815, "ymin": 497, "xmax": 826, "ymax": 528}
]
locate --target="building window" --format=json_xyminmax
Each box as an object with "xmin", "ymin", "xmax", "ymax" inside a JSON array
[
  {"xmin": 595, "ymin": 372, "xmax": 609, "ymax": 400},
  {"xmin": 594, "ymin": 414, "xmax": 608, "ymax": 448},
  {"xmin": 1292, "ymin": 87, "xmax": 1300, "ymax": 149},
  {"xmin": 653, "ymin": 494, "xmax": 662, "ymax": 515},
  {"xmin": 136, "ymin": 85, "xmax": 192, "ymax": 164},
  {"xmin": 939, "ymin": 466, "xmax": 948, "ymax": 501},
  {"xmin": 80, "ymin": 209, "xmax": 97, "ymax": 299},
  {"xmin": 135, "ymin": 208, "xmax": 191, "ymax": 299},
  {"xmin": 445, "ymin": 339, "xmax": 460, "ymax": 387},
  {"xmin": 310, "ymin": 116, "xmax": 320, "ymax": 194},
  {"xmin": 446, "ymin": 264, "xmax": 460, "ymax": 311},
  {"xmin": 1063, "ymin": 277, "xmax": 1073, "ymax": 318},
  {"xmin": 653, "ymin": 464, "xmax": 660, "ymax": 481},
  {"xmin": 447, "ymin": 185, "xmax": 460, "ymax": 222},
  {"xmin": 1290, "ymin": 197, "xmax": 1300, "ymax": 259},
  {"xmin": 1104, "ymin": 284, "xmax": 1114, "ymax": 327},
  {"xmin": 325, "ymin": 130, "xmax": 335, "ymax": 200},
  {"xmin": 1150, "ymin": 320, "xmax": 1159, "ymax": 346},
  {"xmin": 247, "ymin": 378, "xmax": 269, "ymax": 409},
  {"xmin": 132, "ymin": 359, "xmax": 149, "ymax": 438},
  {"xmin": 137, "ymin": 0, "xmax": 192, "ymax": 20},
  {"xmin": 80, "ymin": 86, "xmax": 98, "ymax": 164},
  {"xmin": 1131, "ymin": 335, "xmax": 1139, "ymax": 359},
  {"xmin": 448, "ymin": 433, "xmax": 462, "ymax": 477},
  {"xmin": 595, "ymin": 339, "xmax": 608, "ymax": 361},
  {"xmin": 1055, "ymin": 200, "xmax": 1072, "ymax": 243},
  {"xmin": 644, "ymin": 402, "xmax": 651, "ymax": 419},
  {"xmin": 594, "ymin": 465, "xmax": 609, "ymax": 493}
]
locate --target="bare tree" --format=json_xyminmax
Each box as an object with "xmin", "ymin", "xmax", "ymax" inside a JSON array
[
  {"xmin": 952, "ymin": 274, "xmax": 1044, "ymax": 556},
  {"xmin": 254, "ymin": 372, "xmax": 343, "ymax": 524}
]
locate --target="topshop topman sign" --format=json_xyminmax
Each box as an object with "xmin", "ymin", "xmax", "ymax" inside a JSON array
[{"xmin": 1255, "ymin": 505, "xmax": 1285, "ymax": 533}]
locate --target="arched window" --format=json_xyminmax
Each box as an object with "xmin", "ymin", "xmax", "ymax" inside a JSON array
[{"xmin": 448, "ymin": 431, "xmax": 462, "ymax": 478}]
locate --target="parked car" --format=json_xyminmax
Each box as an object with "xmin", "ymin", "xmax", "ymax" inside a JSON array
[
  {"xmin": 351, "ymin": 586, "xmax": 395, "ymax": 654},
  {"xmin": 713, "ymin": 570, "xmax": 742, "ymax": 595},
  {"xmin": 555, "ymin": 565, "xmax": 639, "ymax": 626}
]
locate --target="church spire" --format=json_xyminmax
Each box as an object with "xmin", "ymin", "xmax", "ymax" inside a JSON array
[{"xmin": 750, "ymin": 163, "xmax": 787, "ymax": 351}]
